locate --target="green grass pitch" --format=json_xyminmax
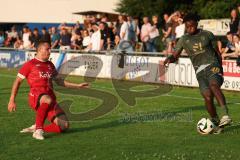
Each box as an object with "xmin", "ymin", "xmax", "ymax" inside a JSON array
[{"xmin": 0, "ymin": 68, "xmax": 240, "ymax": 160}]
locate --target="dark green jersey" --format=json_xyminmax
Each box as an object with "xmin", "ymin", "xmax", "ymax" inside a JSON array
[{"xmin": 175, "ymin": 30, "xmax": 221, "ymax": 72}]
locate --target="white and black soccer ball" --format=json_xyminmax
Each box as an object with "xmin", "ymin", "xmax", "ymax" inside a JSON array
[{"xmin": 197, "ymin": 118, "xmax": 215, "ymax": 135}]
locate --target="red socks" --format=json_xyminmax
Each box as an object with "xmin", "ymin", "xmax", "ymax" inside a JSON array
[
  {"xmin": 36, "ymin": 103, "xmax": 50, "ymax": 130},
  {"xmin": 43, "ymin": 123, "xmax": 62, "ymax": 133},
  {"xmin": 35, "ymin": 102, "xmax": 62, "ymax": 133}
]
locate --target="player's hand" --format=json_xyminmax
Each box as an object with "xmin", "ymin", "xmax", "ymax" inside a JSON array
[
  {"xmin": 8, "ymin": 101, "xmax": 16, "ymax": 112},
  {"xmin": 78, "ymin": 82, "xmax": 90, "ymax": 88},
  {"xmin": 162, "ymin": 58, "xmax": 169, "ymax": 67}
]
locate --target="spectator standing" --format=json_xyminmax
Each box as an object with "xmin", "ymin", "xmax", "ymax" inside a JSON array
[
  {"xmin": 99, "ymin": 22, "xmax": 110, "ymax": 50},
  {"xmin": 141, "ymin": 16, "xmax": 152, "ymax": 52},
  {"xmin": 149, "ymin": 15, "xmax": 160, "ymax": 52},
  {"xmin": 5, "ymin": 26, "xmax": 19, "ymax": 47},
  {"xmin": 175, "ymin": 12, "xmax": 185, "ymax": 40},
  {"xmin": 71, "ymin": 29, "xmax": 82, "ymax": 50},
  {"xmin": 51, "ymin": 27, "xmax": 60, "ymax": 49},
  {"xmin": 116, "ymin": 15, "xmax": 124, "ymax": 37},
  {"xmin": 30, "ymin": 28, "xmax": 41, "ymax": 49},
  {"xmin": 127, "ymin": 16, "xmax": 139, "ymax": 49},
  {"xmin": 40, "ymin": 27, "xmax": 51, "ymax": 45},
  {"xmin": 60, "ymin": 28, "xmax": 71, "ymax": 50},
  {"xmin": 119, "ymin": 16, "xmax": 129, "ymax": 41},
  {"xmin": 108, "ymin": 22, "xmax": 116, "ymax": 49},
  {"xmin": 82, "ymin": 30, "xmax": 91, "ymax": 50},
  {"xmin": 229, "ymin": 9, "xmax": 240, "ymax": 34},
  {"xmin": 162, "ymin": 13, "xmax": 173, "ymax": 54},
  {"xmin": 22, "ymin": 26, "xmax": 31, "ymax": 49},
  {"xmin": 88, "ymin": 24, "xmax": 101, "ymax": 51}
]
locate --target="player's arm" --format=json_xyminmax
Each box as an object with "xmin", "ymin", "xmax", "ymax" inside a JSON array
[
  {"xmin": 8, "ymin": 77, "xmax": 24, "ymax": 112},
  {"xmin": 163, "ymin": 37, "xmax": 183, "ymax": 66},
  {"xmin": 163, "ymin": 51, "xmax": 181, "ymax": 66},
  {"xmin": 54, "ymin": 75, "xmax": 89, "ymax": 89}
]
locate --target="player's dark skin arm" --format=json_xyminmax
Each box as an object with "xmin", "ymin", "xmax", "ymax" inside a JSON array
[
  {"xmin": 8, "ymin": 77, "xmax": 24, "ymax": 112},
  {"xmin": 163, "ymin": 51, "xmax": 181, "ymax": 66}
]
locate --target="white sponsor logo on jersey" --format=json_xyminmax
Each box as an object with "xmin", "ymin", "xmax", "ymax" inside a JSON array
[{"xmin": 39, "ymin": 72, "xmax": 52, "ymax": 78}]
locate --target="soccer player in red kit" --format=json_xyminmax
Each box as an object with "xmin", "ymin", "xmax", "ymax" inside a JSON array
[{"xmin": 8, "ymin": 42, "xmax": 89, "ymax": 140}]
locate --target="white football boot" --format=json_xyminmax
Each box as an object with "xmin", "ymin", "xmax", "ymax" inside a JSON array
[
  {"xmin": 32, "ymin": 129, "xmax": 44, "ymax": 140},
  {"xmin": 20, "ymin": 124, "xmax": 36, "ymax": 133},
  {"xmin": 219, "ymin": 115, "xmax": 232, "ymax": 127}
]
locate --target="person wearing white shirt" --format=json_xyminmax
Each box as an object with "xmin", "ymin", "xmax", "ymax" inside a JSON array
[
  {"xmin": 141, "ymin": 17, "xmax": 154, "ymax": 52},
  {"xmin": 88, "ymin": 24, "xmax": 101, "ymax": 51},
  {"xmin": 22, "ymin": 26, "xmax": 31, "ymax": 49},
  {"xmin": 82, "ymin": 30, "xmax": 91, "ymax": 50},
  {"xmin": 120, "ymin": 21, "xmax": 129, "ymax": 41}
]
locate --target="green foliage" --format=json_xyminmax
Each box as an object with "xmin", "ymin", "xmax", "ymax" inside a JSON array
[
  {"xmin": 193, "ymin": 0, "xmax": 239, "ymax": 19},
  {"xmin": 116, "ymin": 0, "xmax": 240, "ymax": 19}
]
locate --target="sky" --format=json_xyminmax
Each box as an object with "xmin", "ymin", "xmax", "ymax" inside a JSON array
[{"xmin": 0, "ymin": 0, "xmax": 119, "ymax": 23}]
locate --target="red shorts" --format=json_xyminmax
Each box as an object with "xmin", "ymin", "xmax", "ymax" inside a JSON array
[{"xmin": 28, "ymin": 91, "xmax": 65, "ymax": 122}]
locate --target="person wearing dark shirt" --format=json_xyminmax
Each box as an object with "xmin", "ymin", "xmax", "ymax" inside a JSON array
[
  {"xmin": 30, "ymin": 28, "xmax": 41, "ymax": 49},
  {"xmin": 40, "ymin": 27, "xmax": 51, "ymax": 45},
  {"xmin": 229, "ymin": 9, "xmax": 240, "ymax": 34},
  {"xmin": 60, "ymin": 28, "xmax": 71, "ymax": 50},
  {"xmin": 99, "ymin": 22, "xmax": 110, "ymax": 50},
  {"xmin": 51, "ymin": 27, "xmax": 60, "ymax": 49}
]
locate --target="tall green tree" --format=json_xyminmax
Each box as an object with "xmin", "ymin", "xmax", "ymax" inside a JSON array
[
  {"xmin": 192, "ymin": 0, "xmax": 239, "ymax": 19},
  {"xmin": 115, "ymin": 0, "xmax": 192, "ymax": 18},
  {"xmin": 115, "ymin": 0, "xmax": 240, "ymax": 19}
]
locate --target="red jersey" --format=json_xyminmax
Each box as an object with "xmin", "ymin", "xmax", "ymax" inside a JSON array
[{"xmin": 18, "ymin": 58, "xmax": 57, "ymax": 94}]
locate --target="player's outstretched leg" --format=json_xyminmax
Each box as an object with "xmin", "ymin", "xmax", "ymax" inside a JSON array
[
  {"xmin": 209, "ymin": 80, "xmax": 232, "ymax": 127},
  {"xmin": 42, "ymin": 102, "xmax": 69, "ymax": 134},
  {"xmin": 201, "ymin": 89, "xmax": 224, "ymax": 134},
  {"xmin": 201, "ymin": 89, "xmax": 219, "ymax": 124},
  {"xmin": 43, "ymin": 114, "xmax": 69, "ymax": 133},
  {"xmin": 20, "ymin": 124, "xmax": 36, "ymax": 133}
]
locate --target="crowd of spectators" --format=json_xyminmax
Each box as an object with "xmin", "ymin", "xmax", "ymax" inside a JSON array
[
  {"xmin": 219, "ymin": 7, "xmax": 240, "ymax": 60},
  {"xmin": 0, "ymin": 4, "xmax": 240, "ymax": 60}
]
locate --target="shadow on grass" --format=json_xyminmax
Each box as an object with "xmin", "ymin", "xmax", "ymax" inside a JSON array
[
  {"xmin": 44, "ymin": 120, "xmax": 125, "ymax": 139},
  {"xmin": 223, "ymin": 123, "xmax": 240, "ymax": 134},
  {"xmin": 61, "ymin": 108, "xmax": 196, "ymax": 135},
  {"xmin": 66, "ymin": 120, "xmax": 127, "ymax": 134},
  {"xmin": 45, "ymin": 105, "xmax": 206, "ymax": 139}
]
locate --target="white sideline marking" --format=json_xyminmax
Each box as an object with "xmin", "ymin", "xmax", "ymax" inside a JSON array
[{"xmin": 0, "ymin": 74, "xmax": 16, "ymax": 78}]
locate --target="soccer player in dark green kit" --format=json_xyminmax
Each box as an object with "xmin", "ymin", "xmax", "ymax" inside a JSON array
[{"xmin": 163, "ymin": 13, "xmax": 231, "ymax": 133}]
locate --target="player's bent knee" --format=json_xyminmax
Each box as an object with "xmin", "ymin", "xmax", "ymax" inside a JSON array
[
  {"xmin": 57, "ymin": 121, "xmax": 69, "ymax": 132},
  {"xmin": 40, "ymin": 95, "xmax": 52, "ymax": 105},
  {"xmin": 53, "ymin": 115, "xmax": 69, "ymax": 132},
  {"xmin": 61, "ymin": 121, "xmax": 69, "ymax": 131},
  {"xmin": 209, "ymin": 83, "xmax": 220, "ymax": 92},
  {"xmin": 204, "ymin": 95, "xmax": 212, "ymax": 102},
  {"xmin": 202, "ymin": 91, "xmax": 212, "ymax": 102}
]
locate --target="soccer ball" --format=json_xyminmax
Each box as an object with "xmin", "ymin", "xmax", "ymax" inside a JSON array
[{"xmin": 197, "ymin": 118, "xmax": 215, "ymax": 135}]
